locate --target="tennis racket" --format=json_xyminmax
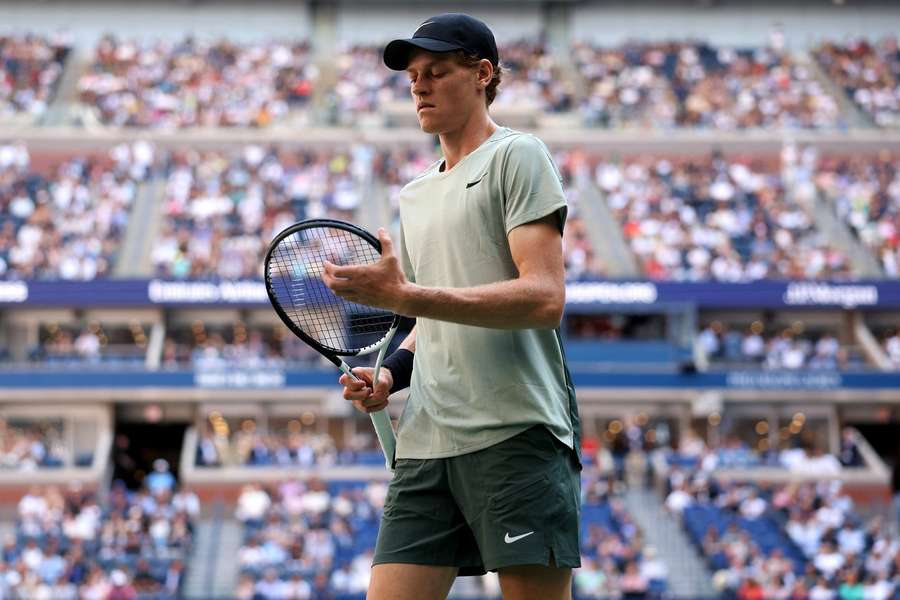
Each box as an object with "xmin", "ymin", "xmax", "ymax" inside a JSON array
[{"xmin": 264, "ymin": 218, "xmax": 399, "ymax": 470}]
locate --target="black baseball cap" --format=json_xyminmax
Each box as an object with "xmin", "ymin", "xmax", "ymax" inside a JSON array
[{"xmin": 383, "ymin": 13, "xmax": 499, "ymax": 71}]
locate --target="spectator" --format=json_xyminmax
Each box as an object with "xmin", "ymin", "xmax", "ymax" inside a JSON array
[
  {"xmin": 575, "ymin": 41, "xmax": 842, "ymax": 130},
  {"xmin": 0, "ymin": 142, "xmax": 151, "ymax": 281},
  {"xmin": 597, "ymin": 154, "xmax": 851, "ymax": 282},
  {"xmin": 153, "ymin": 146, "xmax": 365, "ymax": 279},
  {"xmin": 78, "ymin": 36, "xmax": 316, "ymax": 129},
  {"xmin": 815, "ymin": 37, "xmax": 900, "ymax": 128},
  {"xmin": 0, "ymin": 33, "xmax": 70, "ymax": 120},
  {"xmin": 145, "ymin": 458, "xmax": 175, "ymax": 495}
]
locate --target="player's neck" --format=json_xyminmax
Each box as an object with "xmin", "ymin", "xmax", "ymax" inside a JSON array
[{"xmin": 438, "ymin": 113, "xmax": 497, "ymax": 172}]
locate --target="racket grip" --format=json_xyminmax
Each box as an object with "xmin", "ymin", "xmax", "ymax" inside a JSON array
[{"xmin": 339, "ymin": 362, "xmax": 396, "ymax": 470}]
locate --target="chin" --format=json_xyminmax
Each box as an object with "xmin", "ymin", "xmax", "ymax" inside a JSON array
[{"xmin": 417, "ymin": 118, "xmax": 441, "ymax": 135}]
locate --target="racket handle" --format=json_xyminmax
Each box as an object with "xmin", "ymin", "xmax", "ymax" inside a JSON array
[{"xmin": 339, "ymin": 362, "xmax": 396, "ymax": 470}]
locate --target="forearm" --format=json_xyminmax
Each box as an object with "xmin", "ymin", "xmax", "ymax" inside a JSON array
[
  {"xmin": 398, "ymin": 326, "xmax": 416, "ymax": 352},
  {"xmin": 399, "ymin": 276, "xmax": 563, "ymax": 329}
]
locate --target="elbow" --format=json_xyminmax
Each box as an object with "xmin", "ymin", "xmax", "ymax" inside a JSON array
[{"xmin": 534, "ymin": 292, "xmax": 565, "ymax": 329}]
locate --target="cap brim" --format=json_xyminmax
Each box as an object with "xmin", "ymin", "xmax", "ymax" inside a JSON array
[{"xmin": 383, "ymin": 37, "xmax": 463, "ymax": 70}]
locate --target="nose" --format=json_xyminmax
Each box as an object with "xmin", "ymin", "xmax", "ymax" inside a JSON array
[{"xmin": 411, "ymin": 77, "xmax": 429, "ymax": 99}]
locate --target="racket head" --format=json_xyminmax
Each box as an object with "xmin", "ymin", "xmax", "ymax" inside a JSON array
[{"xmin": 264, "ymin": 219, "xmax": 401, "ymax": 364}]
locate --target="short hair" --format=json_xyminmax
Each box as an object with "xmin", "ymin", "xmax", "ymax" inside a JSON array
[{"xmin": 454, "ymin": 50, "xmax": 502, "ymax": 106}]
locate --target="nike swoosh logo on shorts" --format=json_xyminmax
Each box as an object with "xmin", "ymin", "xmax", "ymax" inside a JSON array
[
  {"xmin": 466, "ymin": 176, "xmax": 485, "ymax": 189},
  {"xmin": 504, "ymin": 531, "xmax": 535, "ymax": 544}
]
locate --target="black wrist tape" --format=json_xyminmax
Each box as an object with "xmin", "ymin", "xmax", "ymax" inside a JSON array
[{"xmin": 382, "ymin": 349, "xmax": 414, "ymax": 393}]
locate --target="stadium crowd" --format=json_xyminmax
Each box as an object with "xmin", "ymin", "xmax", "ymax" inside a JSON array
[
  {"xmin": 152, "ymin": 145, "xmax": 368, "ymax": 279},
  {"xmin": 667, "ymin": 429, "xmax": 863, "ymax": 475},
  {"xmin": 50, "ymin": 33, "xmax": 900, "ymax": 132},
  {"xmin": 3, "ymin": 479, "xmax": 195, "ymax": 598},
  {"xmin": 233, "ymin": 479, "xmax": 385, "ymax": 599},
  {"xmin": 0, "ymin": 32, "xmax": 70, "ymax": 121},
  {"xmin": 666, "ymin": 464, "xmax": 898, "ymax": 600},
  {"xmin": 0, "ymin": 140, "xmax": 153, "ymax": 281},
  {"xmin": 812, "ymin": 152, "xmax": 900, "ymax": 278},
  {"xmin": 576, "ymin": 477, "xmax": 668, "ymax": 599},
  {"xmin": 697, "ymin": 322, "xmax": 865, "ymax": 371},
  {"xmin": 78, "ymin": 36, "xmax": 316, "ymax": 128},
  {"xmin": 4, "ymin": 141, "xmax": 896, "ymax": 285},
  {"xmin": 230, "ymin": 472, "xmax": 670, "ymax": 600},
  {"xmin": 0, "ymin": 420, "xmax": 67, "ymax": 470},
  {"xmin": 595, "ymin": 153, "xmax": 851, "ymax": 281},
  {"xmin": 161, "ymin": 324, "xmax": 322, "ymax": 368},
  {"xmin": 328, "ymin": 45, "xmax": 407, "ymax": 120},
  {"xmin": 195, "ymin": 424, "xmax": 355, "ymax": 469},
  {"xmin": 1, "ymin": 29, "xmax": 898, "ymax": 133},
  {"xmin": 328, "ymin": 39, "xmax": 573, "ymax": 121},
  {"xmin": 489, "ymin": 40, "xmax": 574, "ymax": 113},
  {"xmin": 574, "ymin": 41, "xmax": 842, "ymax": 130},
  {"xmin": 815, "ymin": 37, "xmax": 900, "ymax": 129},
  {"xmin": 27, "ymin": 321, "xmax": 149, "ymax": 366}
]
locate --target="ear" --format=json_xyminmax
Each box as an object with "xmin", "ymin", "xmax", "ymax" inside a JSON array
[{"xmin": 476, "ymin": 59, "xmax": 493, "ymax": 88}]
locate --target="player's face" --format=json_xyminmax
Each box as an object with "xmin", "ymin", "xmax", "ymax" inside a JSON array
[{"xmin": 406, "ymin": 51, "xmax": 488, "ymax": 134}]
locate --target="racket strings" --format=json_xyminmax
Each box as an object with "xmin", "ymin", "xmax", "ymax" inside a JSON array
[{"xmin": 267, "ymin": 225, "xmax": 395, "ymax": 353}]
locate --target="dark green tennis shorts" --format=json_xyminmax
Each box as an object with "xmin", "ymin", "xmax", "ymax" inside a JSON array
[{"xmin": 373, "ymin": 425, "xmax": 582, "ymax": 575}]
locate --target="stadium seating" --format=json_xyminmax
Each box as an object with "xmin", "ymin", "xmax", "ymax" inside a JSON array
[
  {"xmin": 26, "ymin": 321, "xmax": 149, "ymax": 367},
  {"xmin": 697, "ymin": 321, "xmax": 868, "ymax": 370},
  {"xmin": 574, "ymin": 41, "xmax": 843, "ymax": 130},
  {"xmin": 815, "ymin": 37, "xmax": 900, "ymax": 128},
  {"xmin": 162, "ymin": 324, "xmax": 322, "ymax": 369},
  {"xmin": 231, "ymin": 474, "xmax": 669, "ymax": 599},
  {"xmin": 53, "ymin": 34, "xmax": 900, "ymax": 131},
  {"xmin": 78, "ymin": 36, "xmax": 316, "ymax": 128},
  {"xmin": 5, "ymin": 482, "xmax": 195, "ymax": 598},
  {"xmin": 664, "ymin": 456, "xmax": 897, "ymax": 599},
  {"xmin": 153, "ymin": 146, "xmax": 363, "ymax": 280},
  {"xmin": 814, "ymin": 153, "xmax": 899, "ymax": 277},
  {"xmin": 0, "ymin": 141, "xmax": 152, "ymax": 281},
  {"xmin": 0, "ymin": 33, "xmax": 70, "ymax": 121},
  {"xmin": 595, "ymin": 154, "xmax": 852, "ymax": 281}
]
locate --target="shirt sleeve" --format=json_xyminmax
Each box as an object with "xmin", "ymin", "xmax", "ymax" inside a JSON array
[{"xmin": 501, "ymin": 134, "xmax": 568, "ymax": 235}]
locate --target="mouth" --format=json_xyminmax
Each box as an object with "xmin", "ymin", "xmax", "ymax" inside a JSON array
[{"xmin": 417, "ymin": 104, "xmax": 435, "ymax": 113}]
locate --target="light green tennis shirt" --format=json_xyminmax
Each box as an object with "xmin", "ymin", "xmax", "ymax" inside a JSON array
[{"xmin": 396, "ymin": 127, "xmax": 579, "ymax": 459}]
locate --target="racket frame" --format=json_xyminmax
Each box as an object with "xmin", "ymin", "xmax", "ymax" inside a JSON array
[{"xmin": 264, "ymin": 218, "xmax": 400, "ymax": 470}]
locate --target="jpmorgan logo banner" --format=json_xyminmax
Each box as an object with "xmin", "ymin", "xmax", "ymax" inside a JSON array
[{"xmin": 783, "ymin": 283, "xmax": 879, "ymax": 308}]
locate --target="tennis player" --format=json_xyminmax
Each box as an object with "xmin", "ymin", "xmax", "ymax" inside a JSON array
[{"xmin": 323, "ymin": 13, "xmax": 580, "ymax": 600}]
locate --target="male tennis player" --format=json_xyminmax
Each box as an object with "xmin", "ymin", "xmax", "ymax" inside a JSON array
[{"xmin": 322, "ymin": 13, "xmax": 580, "ymax": 600}]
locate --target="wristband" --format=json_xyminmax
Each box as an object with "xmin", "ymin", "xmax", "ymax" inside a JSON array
[{"xmin": 381, "ymin": 349, "xmax": 414, "ymax": 393}]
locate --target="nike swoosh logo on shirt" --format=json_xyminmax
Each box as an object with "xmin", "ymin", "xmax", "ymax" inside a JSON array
[
  {"xmin": 466, "ymin": 176, "xmax": 485, "ymax": 189},
  {"xmin": 504, "ymin": 531, "xmax": 535, "ymax": 544}
]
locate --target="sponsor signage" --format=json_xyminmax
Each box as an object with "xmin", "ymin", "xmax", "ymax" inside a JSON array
[
  {"xmin": 0, "ymin": 279, "xmax": 897, "ymax": 309},
  {"xmin": 1, "ymin": 369, "xmax": 898, "ymax": 391}
]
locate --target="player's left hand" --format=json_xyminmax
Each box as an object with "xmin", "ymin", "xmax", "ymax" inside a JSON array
[{"xmin": 323, "ymin": 228, "xmax": 410, "ymax": 314}]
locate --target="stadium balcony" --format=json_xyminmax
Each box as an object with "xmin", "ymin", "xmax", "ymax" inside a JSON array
[{"xmin": 0, "ymin": 405, "xmax": 110, "ymax": 496}]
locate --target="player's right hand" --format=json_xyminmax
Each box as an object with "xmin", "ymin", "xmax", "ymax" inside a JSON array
[{"xmin": 339, "ymin": 367, "xmax": 393, "ymax": 414}]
